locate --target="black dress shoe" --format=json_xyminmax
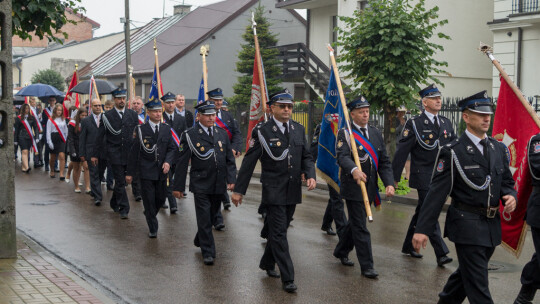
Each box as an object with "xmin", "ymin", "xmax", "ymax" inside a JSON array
[
  {"xmin": 203, "ymin": 256, "xmax": 214, "ymax": 265},
  {"xmin": 170, "ymin": 207, "xmax": 178, "ymax": 214},
  {"xmin": 135, "ymin": 196, "xmax": 142, "ymax": 201},
  {"xmin": 148, "ymin": 232, "xmax": 157, "ymax": 238},
  {"xmin": 340, "ymin": 257, "xmax": 354, "ymax": 266},
  {"xmin": 120, "ymin": 213, "xmax": 128, "ymax": 219},
  {"xmin": 45, "ymin": 167, "xmax": 50, "ymax": 172},
  {"xmin": 437, "ymin": 256, "xmax": 453, "ymax": 267},
  {"xmin": 282, "ymin": 281, "xmax": 297, "ymax": 293},
  {"xmin": 266, "ymin": 269, "xmax": 280, "ymax": 278},
  {"xmin": 94, "ymin": 200, "xmax": 101, "ymax": 206},
  {"xmin": 194, "ymin": 237, "xmax": 200, "ymax": 247},
  {"xmin": 514, "ymin": 284, "xmax": 536, "ymax": 304},
  {"xmin": 214, "ymin": 223, "xmax": 225, "ymax": 231},
  {"xmin": 224, "ymin": 201, "xmax": 231, "ymax": 210},
  {"xmin": 361, "ymin": 269, "xmax": 379, "ymax": 279},
  {"xmin": 161, "ymin": 204, "xmax": 168, "ymax": 209},
  {"xmin": 323, "ymin": 227, "xmax": 337, "ymax": 236},
  {"xmin": 402, "ymin": 250, "xmax": 423, "ymax": 258}
]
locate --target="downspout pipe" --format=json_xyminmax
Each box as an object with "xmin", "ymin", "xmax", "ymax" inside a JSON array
[{"xmin": 517, "ymin": 27, "xmax": 522, "ymax": 88}]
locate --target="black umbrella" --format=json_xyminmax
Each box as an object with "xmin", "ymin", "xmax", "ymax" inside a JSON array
[{"xmin": 69, "ymin": 79, "xmax": 118, "ymax": 95}]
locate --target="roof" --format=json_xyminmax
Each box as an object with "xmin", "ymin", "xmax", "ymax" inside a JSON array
[
  {"xmin": 79, "ymin": 0, "xmax": 260, "ymax": 78},
  {"xmin": 66, "ymin": 8, "xmax": 101, "ymax": 29}
]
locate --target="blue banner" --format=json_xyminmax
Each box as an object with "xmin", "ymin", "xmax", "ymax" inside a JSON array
[
  {"xmin": 193, "ymin": 76, "xmax": 205, "ymax": 126},
  {"xmin": 316, "ymin": 70, "xmax": 345, "ymax": 191},
  {"xmin": 148, "ymin": 66, "xmax": 160, "ymax": 102}
]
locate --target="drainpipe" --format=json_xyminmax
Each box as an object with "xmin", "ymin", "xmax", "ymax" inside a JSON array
[{"xmin": 517, "ymin": 27, "xmax": 522, "ymax": 88}]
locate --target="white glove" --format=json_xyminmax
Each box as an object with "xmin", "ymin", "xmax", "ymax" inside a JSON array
[
  {"xmin": 14, "ymin": 142, "xmax": 18, "ymax": 146},
  {"xmin": 71, "ymin": 152, "xmax": 77, "ymax": 158},
  {"xmin": 49, "ymin": 143, "xmax": 54, "ymax": 150},
  {"xmin": 38, "ymin": 134, "xmax": 43, "ymax": 141}
]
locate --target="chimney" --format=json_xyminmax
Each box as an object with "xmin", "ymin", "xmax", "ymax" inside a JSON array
[{"xmin": 174, "ymin": 4, "xmax": 192, "ymax": 16}]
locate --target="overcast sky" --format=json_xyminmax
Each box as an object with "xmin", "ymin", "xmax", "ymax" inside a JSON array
[{"xmin": 79, "ymin": 0, "xmax": 305, "ymax": 37}]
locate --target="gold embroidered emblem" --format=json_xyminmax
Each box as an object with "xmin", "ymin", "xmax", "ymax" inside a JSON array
[
  {"xmin": 403, "ymin": 129, "xmax": 409, "ymax": 137},
  {"xmin": 200, "ymin": 147, "xmax": 205, "ymax": 152}
]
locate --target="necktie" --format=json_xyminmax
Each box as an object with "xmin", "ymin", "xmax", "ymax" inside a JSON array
[
  {"xmin": 154, "ymin": 125, "xmax": 159, "ymax": 135},
  {"xmin": 208, "ymin": 127, "xmax": 213, "ymax": 139},
  {"xmin": 360, "ymin": 127, "xmax": 368, "ymax": 139},
  {"xmin": 283, "ymin": 122, "xmax": 289, "ymax": 139},
  {"xmin": 169, "ymin": 114, "xmax": 173, "ymax": 122},
  {"xmin": 480, "ymin": 138, "xmax": 490, "ymax": 165},
  {"xmin": 433, "ymin": 116, "xmax": 440, "ymax": 134},
  {"xmin": 119, "ymin": 111, "xmax": 123, "ymax": 118},
  {"xmin": 96, "ymin": 115, "xmax": 100, "ymax": 127}
]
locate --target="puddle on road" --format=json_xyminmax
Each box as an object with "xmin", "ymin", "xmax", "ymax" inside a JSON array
[{"xmin": 30, "ymin": 201, "xmax": 60, "ymax": 206}]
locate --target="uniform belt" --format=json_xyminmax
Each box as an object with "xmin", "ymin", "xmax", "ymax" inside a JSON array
[{"xmin": 452, "ymin": 201, "xmax": 499, "ymax": 219}]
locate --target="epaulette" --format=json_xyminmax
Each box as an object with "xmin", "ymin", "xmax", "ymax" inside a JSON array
[
  {"xmin": 161, "ymin": 122, "xmax": 169, "ymax": 126},
  {"xmin": 443, "ymin": 138, "xmax": 460, "ymax": 149}
]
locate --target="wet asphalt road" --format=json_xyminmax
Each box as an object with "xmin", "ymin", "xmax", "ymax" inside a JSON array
[{"xmin": 14, "ymin": 168, "xmax": 537, "ymax": 304}]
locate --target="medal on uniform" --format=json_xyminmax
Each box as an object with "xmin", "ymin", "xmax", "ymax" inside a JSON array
[
  {"xmin": 403, "ymin": 129, "xmax": 409, "ymax": 137},
  {"xmin": 143, "ymin": 139, "xmax": 147, "ymax": 143},
  {"xmin": 429, "ymin": 134, "xmax": 433, "ymax": 139},
  {"xmin": 196, "ymin": 142, "xmax": 200, "ymax": 147},
  {"xmin": 200, "ymin": 147, "xmax": 205, "ymax": 152},
  {"xmin": 466, "ymin": 145, "xmax": 474, "ymax": 154},
  {"xmin": 146, "ymin": 144, "xmax": 150, "ymax": 148},
  {"xmin": 425, "ymin": 119, "xmax": 429, "ymax": 124},
  {"xmin": 277, "ymin": 141, "xmax": 281, "ymax": 147},
  {"xmin": 425, "ymin": 140, "xmax": 429, "ymax": 144},
  {"xmin": 443, "ymin": 130, "xmax": 447, "ymax": 138},
  {"xmin": 218, "ymin": 141, "xmax": 222, "ymax": 148},
  {"xmin": 359, "ymin": 146, "xmax": 363, "ymax": 150}
]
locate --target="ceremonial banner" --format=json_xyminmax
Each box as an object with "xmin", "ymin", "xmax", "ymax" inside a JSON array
[
  {"xmin": 192, "ymin": 77, "xmax": 205, "ymax": 126},
  {"xmin": 148, "ymin": 66, "xmax": 163, "ymax": 103},
  {"xmin": 64, "ymin": 70, "xmax": 79, "ymax": 117},
  {"xmin": 245, "ymin": 53, "xmax": 266, "ymax": 151},
  {"xmin": 494, "ymin": 76, "xmax": 540, "ymax": 257},
  {"xmin": 316, "ymin": 70, "xmax": 345, "ymax": 192}
]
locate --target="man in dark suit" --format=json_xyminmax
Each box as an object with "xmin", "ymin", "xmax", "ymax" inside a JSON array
[
  {"xmin": 393, "ymin": 84, "xmax": 454, "ymax": 266},
  {"xmin": 172, "ymin": 100, "xmax": 236, "ymax": 266},
  {"xmin": 79, "ymin": 99, "xmax": 105, "ymax": 206},
  {"xmin": 162, "ymin": 92, "xmax": 187, "ymax": 214},
  {"xmin": 332, "ymin": 96, "xmax": 394, "ymax": 279},
  {"xmin": 126, "ymin": 99, "xmax": 176, "ymax": 238},
  {"xmin": 175, "ymin": 94, "xmax": 194, "ymax": 127},
  {"xmin": 101, "ymin": 88, "xmax": 139, "ymax": 219},
  {"xmin": 309, "ymin": 123, "xmax": 347, "ymax": 237},
  {"xmin": 514, "ymin": 133, "xmax": 540, "ymax": 304},
  {"xmin": 413, "ymin": 91, "xmax": 517, "ymax": 304},
  {"xmin": 232, "ymin": 89, "xmax": 316, "ymax": 293}
]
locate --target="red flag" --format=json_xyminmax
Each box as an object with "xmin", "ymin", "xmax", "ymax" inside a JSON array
[
  {"xmin": 63, "ymin": 70, "xmax": 79, "ymax": 116},
  {"xmin": 493, "ymin": 76, "xmax": 540, "ymax": 257},
  {"xmin": 245, "ymin": 54, "xmax": 266, "ymax": 151}
]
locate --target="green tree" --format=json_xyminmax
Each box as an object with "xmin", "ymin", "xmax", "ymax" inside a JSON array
[
  {"xmin": 31, "ymin": 69, "xmax": 66, "ymax": 91},
  {"xmin": 336, "ymin": 0, "xmax": 449, "ymax": 153},
  {"xmin": 12, "ymin": 0, "xmax": 85, "ymax": 44},
  {"xmin": 229, "ymin": 4, "xmax": 281, "ymax": 106}
]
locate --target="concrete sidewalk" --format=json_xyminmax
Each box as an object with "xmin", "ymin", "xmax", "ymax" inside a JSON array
[{"xmin": 0, "ymin": 232, "xmax": 114, "ymax": 304}]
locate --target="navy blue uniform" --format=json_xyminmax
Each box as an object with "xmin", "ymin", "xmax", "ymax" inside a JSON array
[
  {"xmin": 416, "ymin": 134, "xmax": 516, "ymax": 303},
  {"xmin": 393, "ymin": 112, "xmax": 455, "ymax": 257},
  {"xmin": 163, "ymin": 111, "xmax": 187, "ymax": 211}
]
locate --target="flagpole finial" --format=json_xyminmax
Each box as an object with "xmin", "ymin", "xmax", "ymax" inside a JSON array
[
  {"xmin": 75, "ymin": 64, "xmax": 78, "ymax": 70},
  {"xmin": 200, "ymin": 44, "xmax": 210, "ymax": 56},
  {"xmin": 251, "ymin": 12, "xmax": 256, "ymax": 28},
  {"xmin": 128, "ymin": 64, "xmax": 133, "ymax": 74},
  {"xmin": 154, "ymin": 38, "xmax": 157, "ymax": 51},
  {"xmin": 479, "ymin": 42, "xmax": 494, "ymax": 60}
]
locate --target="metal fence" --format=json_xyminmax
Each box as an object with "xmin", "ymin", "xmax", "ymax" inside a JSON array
[
  {"xmin": 228, "ymin": 96, "xmax": 538, "ymax": 151},
  {"xmin": 513, "ymin": 0, "xmax": 539, "ymax": 13}
]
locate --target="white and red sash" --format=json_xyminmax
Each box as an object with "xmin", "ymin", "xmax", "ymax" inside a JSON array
[
  {"xmin": 171, "ymin": 128, "xmax": 180, "ymax": 147},
  {"xmin": 30, "ymin": 107, "xmax": 43, "ymax": 132},
  {"xmin": 50, "ymin": 119, "xmax": 67, "ymax": 143},
  {"xmin": 69, "ymin": 119, "xmax": 76, "ymax": 127},
  {"xmin": 138, "ymin": 113, "xmax": 145, "ymax": 124},
  {"xmin": 19, "ymin": 116, "xmax": 38, "ymax": 153},
  {"xmin": 43, "ymin": 107, "xmax": 53, "ymax": 121},
  {"xmin": 215, "ymin": 116, "xmax": 232, "ymax": 140}
]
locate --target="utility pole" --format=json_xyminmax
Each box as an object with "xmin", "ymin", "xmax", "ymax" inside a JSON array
[
  {"xmin": 125, "ymin": 0, "xmax": 131, "ymax": 100},
  {"xmin": 0, "ymin": 0, "xmax": 16, "ymax": 258}
]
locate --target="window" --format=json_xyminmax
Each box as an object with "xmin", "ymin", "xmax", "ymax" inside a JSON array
[{"xmin": 357, "ymin": 0, "xmax": 370, "ymax": 11}]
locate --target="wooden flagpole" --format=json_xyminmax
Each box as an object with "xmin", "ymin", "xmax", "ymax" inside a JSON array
[
  {"xmin": 327, "ymin": 44, "xmax": 373, "ymax": 222},
  {"xmin": 480, "ymin": 43, "xmax": 540, "ymax": 128},
  {"xmin": 200, "ymin": 45, "xmax": 210, "ymax": 100},
  {"xmin": 252, "ymin": 12, "xmax": 268, "ymax": 121}
]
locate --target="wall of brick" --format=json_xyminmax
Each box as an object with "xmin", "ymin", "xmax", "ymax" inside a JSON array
[{"xmin": 12, "ymin": 11, "xmax": 96, "ymax": 47}]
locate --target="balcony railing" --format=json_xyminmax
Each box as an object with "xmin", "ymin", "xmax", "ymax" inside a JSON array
[{"xmin": 512, "ymin": 0, "xmax": 539, "ymax": 14}]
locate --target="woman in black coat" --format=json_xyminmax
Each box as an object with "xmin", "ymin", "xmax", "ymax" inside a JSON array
[
  {"xmin": 14, "ymin": 104, "xmax": 39, "ymax": 173},
  {"xmin": 67, "ymin": 108, "xmax": 90, "ymax": 193}
]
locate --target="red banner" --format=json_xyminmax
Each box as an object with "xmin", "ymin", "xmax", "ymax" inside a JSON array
[
  {"xmin": 63, "ymin": 70, "xmax": 79, "ymax": 117},
  {"xmin": 245, "ymin": 54, "xmax": 265, "ymax": 151},
  {"xmin": 493, "ymin": 76, "xmax": 539, "ymax": 257}
]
